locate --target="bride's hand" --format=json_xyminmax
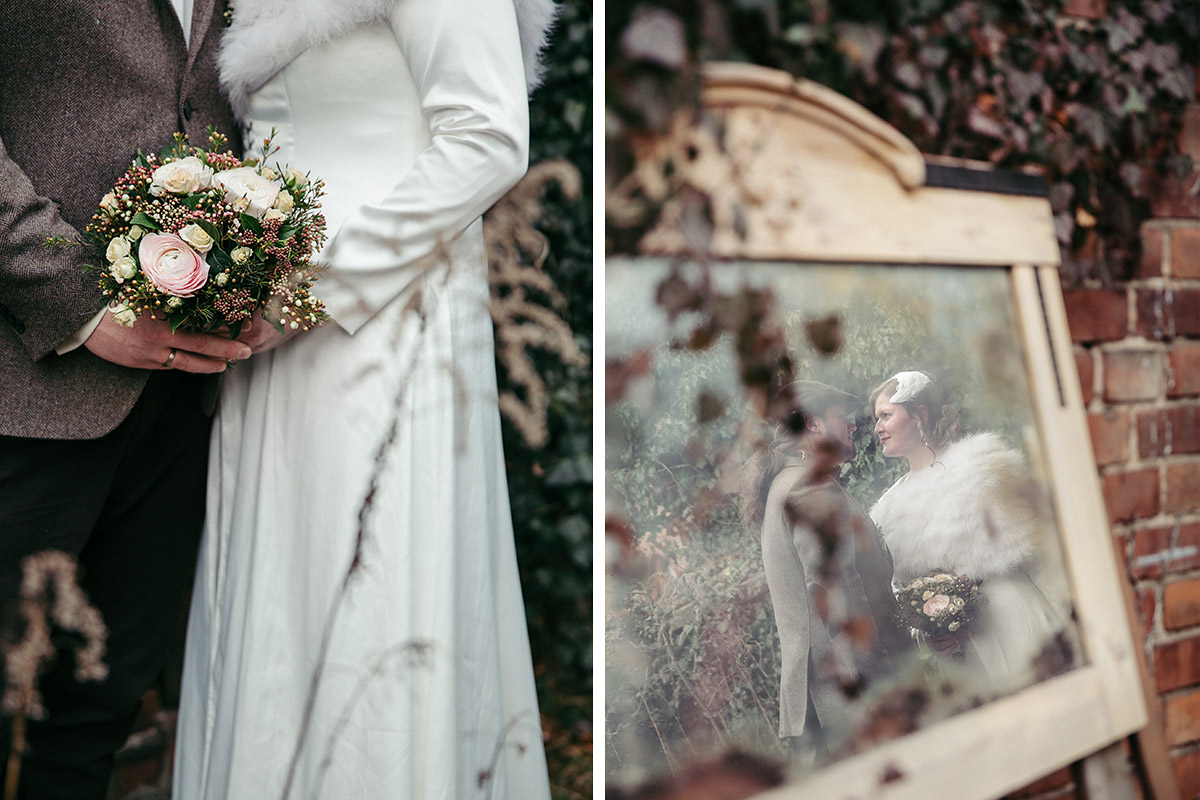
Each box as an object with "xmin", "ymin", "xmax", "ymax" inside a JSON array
[
  {"xmin": 928, "ymin": 633, "xmax": 962, "ymax": 659},
  {"xmin": 236, "ymin": 310, "xmax": 307, "ymax": 355}
]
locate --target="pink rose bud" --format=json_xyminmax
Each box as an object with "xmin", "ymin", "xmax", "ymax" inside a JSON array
[
  {"xmin": 923, "ymin": 594, "xmax": 951, "ymax": 617},
  {"xmin": 138, "ymin": 233, "xmax": 209, "ymax": 297}
]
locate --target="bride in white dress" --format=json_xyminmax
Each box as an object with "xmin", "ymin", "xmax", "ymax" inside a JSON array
[
  {"xmin": 173, "ymin": 0, "xmax": 556, "ymax": 797},
  {"xmin": 866, "ymin": 371, "xmax": 1072, "ymax": 697}
]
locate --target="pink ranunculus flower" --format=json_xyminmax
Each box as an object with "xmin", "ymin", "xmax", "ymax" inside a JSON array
[
  {"xmin": 138, "ymin": 233, "xmax": 209, "ymax": 297},
  {"xmin": 922, "ymin": 594, "xmax": 951, "ymax": 617}
]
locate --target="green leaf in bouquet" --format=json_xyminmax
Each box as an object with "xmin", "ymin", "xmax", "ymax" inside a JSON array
[
  {"xmin": 240, "ymin": 213, "xmax": 264, "ymax": 235},
  {"xmin": 131, "ymin": 211, "xmax": 162, "ymax": 231},
  {"xmin": 207, "ymin": 248, "xmax": 234, "ymax": 270},
  {"xmin": 133, "ymin": 149, "xmax": 150, "ymax": 169},
  {"xmin": 169, "ymin": 313, "xmax": 192, "ymax": 334},
  {"xmin": 196, "ymin": 219, "xmax": 222, "ymax": 242},
  {"xmin": 278, "ymin": 225, "xmax": 299, "ymax": 241},
  {"xmin": 181, "ymin": 193, "xmax": 205, "ymax": 209},
  {"xmin": 227, "ymin": 320, "xmax": 245, "ymax": 340},
  {"xmin": 159, "ymin": 133, "xmax": 190, "ymax": 162}
]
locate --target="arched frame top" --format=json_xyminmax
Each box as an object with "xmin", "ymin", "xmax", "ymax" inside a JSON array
[{"xmin": 635, "ymin": 62, "xmax": 1061, "ymax": 267}]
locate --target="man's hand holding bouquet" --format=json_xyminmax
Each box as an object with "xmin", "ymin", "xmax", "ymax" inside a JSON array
[{"xmin": 52, "ymin": 129, "xmax": 328, "ymax": 371}]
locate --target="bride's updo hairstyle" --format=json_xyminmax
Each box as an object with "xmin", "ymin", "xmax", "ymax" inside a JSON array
[{"xmin": 868, "ymin": 370, "xmax": 961, "ymax": 452}]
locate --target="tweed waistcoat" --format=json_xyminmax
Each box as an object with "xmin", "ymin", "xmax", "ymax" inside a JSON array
[{"xmin": 0, "ymin": 0, "xmax": 241, "ymax": 439}]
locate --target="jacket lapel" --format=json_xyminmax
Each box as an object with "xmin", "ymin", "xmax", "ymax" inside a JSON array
[{"xmin": 187, "ymin": 0, "xmax": 218, "ymax": 71}]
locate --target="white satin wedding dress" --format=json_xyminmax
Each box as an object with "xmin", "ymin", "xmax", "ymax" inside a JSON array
[{"xmin": 173, "ymin": 2, "xmax": 550, "ymax": 798}]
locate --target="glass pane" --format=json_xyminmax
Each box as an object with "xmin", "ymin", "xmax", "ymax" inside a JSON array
[{"xmin": 605, "ymin": 260, "xmax": 1084, "ymax": 790}]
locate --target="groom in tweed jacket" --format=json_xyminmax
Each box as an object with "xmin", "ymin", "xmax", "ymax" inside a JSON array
[{"xmin": 0, "ymin": 2, "xmax": 246, "ymax": 795}]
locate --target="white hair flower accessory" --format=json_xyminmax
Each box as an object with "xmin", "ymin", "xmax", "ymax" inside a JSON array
[{"xmin": 889, "ymin": 371, "xmax": 932, "ymax": 404}]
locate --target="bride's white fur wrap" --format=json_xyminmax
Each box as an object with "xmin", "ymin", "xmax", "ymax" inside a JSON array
[
  {"xmin": 869, "ymin": 432, "xmax": 1044, "ymax": 582},
  {"xmin": 218, "ymin": 0, "xmax": 558, "ymax": 117}
]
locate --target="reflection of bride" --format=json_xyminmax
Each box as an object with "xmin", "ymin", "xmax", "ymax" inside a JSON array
[{"xmin": 867, "ymin": 371, "xmax": 1069, "ymax": 694}]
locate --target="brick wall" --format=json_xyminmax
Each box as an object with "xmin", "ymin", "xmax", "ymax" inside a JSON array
[{"xmin": 1010, "ymin": 140, "xmax": 1200, "ymax": 799}]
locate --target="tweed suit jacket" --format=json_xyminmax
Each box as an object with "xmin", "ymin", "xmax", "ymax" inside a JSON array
[{"xmin": 0, "ymin": 0, "xmax": 241, "ymax": 439}]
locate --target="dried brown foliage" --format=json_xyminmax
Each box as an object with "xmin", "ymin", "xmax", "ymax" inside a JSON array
[
  {"xmin": 3, "ymin": 551, "xmax": 107, "ymax": 800},
  {"xmin": 485, "ymin": 159, "xmax": 590, "ymax": 448}
]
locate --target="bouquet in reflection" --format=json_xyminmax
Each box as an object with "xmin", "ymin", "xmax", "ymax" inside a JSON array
[
  {"xmin": 894, "ymin": 571, "xmax": 984, "ymax": 641},
  {"xmin": 52, "ymin": 128, "xmax": 328, "ymax": 337}
]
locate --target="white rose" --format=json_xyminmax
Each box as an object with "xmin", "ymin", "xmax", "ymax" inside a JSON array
[
  {"xmin": 231, "ymin": 246, "xmax": 253, "ymax": 264},
  {"xmin": 286, "ymin": 167, "xmax": 307, "ymax": 188},
  {"xmin": 178, "ymin": 223, "xmax": 215, "ymax": 253},
  {"xmin": 263, "ymin": 208, "xmax": 286, "ymax": 222},
  {"xmin": 127, "ymin": 225, "xmax": 145, "ymax": 241},
  {"xmin": 166, "ymin": 296, "xmax": 184, "ymax": 309},
  {"xmin": 111, "ymin": 303, "xmax": 137, "ymax": 327},
  {"xmin": 215, "ymin": 272, "xmax": 229, "ymax": 286},
  {"xmin": 100, "ymin": 193, "xmax": 120, "ymax": 216},
  {"xmin": 109, "ymin": 256, "xmax": 137, "ymax": 282},
  {"xmin": 106, "ymin": 237, "xmax": 131, "ymax": 263},
  {"xmin": 272, "ymin": 190, "xmax": 294, "ymax": 215},
  {"xmin": 212, "ymin": 167, "xmax": 281, "ymax": 218},
  {"xmin": 149, "ymin": 156, "xmax": 214, "ymax": 196}
]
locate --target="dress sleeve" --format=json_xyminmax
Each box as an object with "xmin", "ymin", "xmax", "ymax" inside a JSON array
[
  {"xmin": 0, "ymin": 134, "xmax": 102, "ymax": 358},
  {"xmin": 315, "ymin": 0, "xmax": 530, "ymax": 333}
]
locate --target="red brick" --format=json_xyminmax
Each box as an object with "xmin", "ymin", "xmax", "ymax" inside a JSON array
[
  {"xmin": 1063, "ymin": 289, "xmax": 1128, "ymax": 344},
  {"xmin": 1075, "ymin": 349, "xmax": 1095, "ymax": 406},
  {"xmin": 1140, "ymin": 225, "xmax": 1165, "ymax": 278},
  {"xmin": 1166, "ymin": 580, "xmax": 1200, "ymax": 631},
  {"xmin": 1166, "ymin": 689, "xmax": 1200, "ymax": 746},
  {"xmin": 1004, "ymin": 766, "xmax": 1074, "ymax": 798},
  {"xmin": 1137, "ymin": 405, "xmax": 1200, "ymax": 458},
  {"xmin": 1177, "ymin": 749, "xmax": 1200, "ymax": 800},
  {"xmin": 1106, "ymin": 470, "xmax": 1160, "ymax": 525},
  {"xmin": 1169, "ymin": 341, "xmax": 1200, "ymax": 398},
  {"xmin": 1166, "ymin": 461, "xmax": 1200, "ymax": 515},
  {"xmin": 1103, "ymin": 349, "xmax": 1163, "ymax": 403},
  {"xmin": 1174, "ymin": 227, "xmax": 1200, "ymax": 280},
  {"xmin": 1133, "ymin": 525, "xmax": 1171, "ymax": 579},
  {"xmin": 1154, "ymin": 635, "xmax": 1200, "ymax": 692},
  {"xmin": 1087, "ymin": 410, "xmax": 1130, "ymax": 466},
  {"xmin": 1138, "ymin": 585, "xmax": 1156, "ymax": 637},
  {"xmin": 1135, "ymin": 288, "xmax": 1200, "ymax": 340},
  {"xmin": 1176, "ymin": 523, "xmax": 1200, "ymax": 573},
  {"xmin": 1138, "ymin": 523, "xmax": 1200, "ymax": 577},
  {"xmin": 1147, "ymin": 168, "xmax": 1200, "ymax": 219}
]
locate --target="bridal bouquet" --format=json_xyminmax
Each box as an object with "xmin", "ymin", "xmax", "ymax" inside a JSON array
[
  {"xmin": 54, "ymin": 129, "xmax": 328, "ymax": 336},
  {"xmin": 894, "ymin": 571, "xmax": 984, "ymax": 639}
]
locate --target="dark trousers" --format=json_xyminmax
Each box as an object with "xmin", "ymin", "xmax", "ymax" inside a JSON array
[{"xmin": 0, "ymin": 372, "xmax": 211, "ymax": 799}]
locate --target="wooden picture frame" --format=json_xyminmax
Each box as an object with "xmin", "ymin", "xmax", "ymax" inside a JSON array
[{"xmin": 605, "ymin": 62, "xmax": 1151, "ymax": 799}]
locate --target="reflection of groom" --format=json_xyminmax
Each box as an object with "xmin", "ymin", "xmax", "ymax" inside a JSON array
[
  {"xmin": 0, "ymin": 3, "xmax": 243, "ymax": 795},
  {"xmin": 760, "ymin": 381, "xmax": 909, "ymax": 751}
]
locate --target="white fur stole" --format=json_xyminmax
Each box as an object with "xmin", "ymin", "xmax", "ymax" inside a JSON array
[
  {"xmin": 869, "ymin": 432, "xmax": 1050, "ymax": 583},
  {"xmin": 218, "ymin": 0, "xmax": 558, "ymax": 116}
]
